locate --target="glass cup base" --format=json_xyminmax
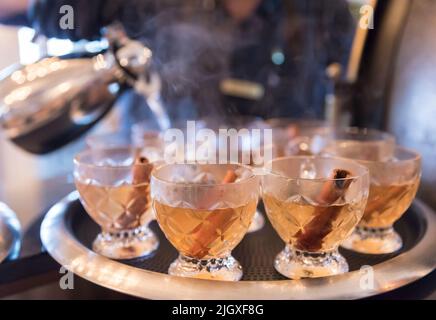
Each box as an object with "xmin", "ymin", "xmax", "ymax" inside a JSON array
[
  {"xmin": 247, "ymin": 210, "xmax": 265, "ymax": 233},
  {"xmin": 341, "ymin": 226, "xmax": 402, "ymax": 254},
  {"xmin": 168, "ymin": 255, "xmax": 243, "ymax": 281},
  {"xmin": 93, "ymin": 225, "xmax": 159, "ymax": 260},
  {"xmin": 274, "ymin": 245, "xmax": 349, "ymax": 279}
]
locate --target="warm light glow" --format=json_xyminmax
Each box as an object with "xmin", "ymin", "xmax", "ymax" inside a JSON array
[{"xmin": 4, "ymin": 86, "xmax": 32, "ymax": 105}]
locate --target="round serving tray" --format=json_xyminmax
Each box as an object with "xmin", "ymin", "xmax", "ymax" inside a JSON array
[
  {"xmin": 0, "ymin": 202, "xmax": 21, "ymax": 263},
  {"xmin": 41, "ymin": 191, "xmax": 436, "ymax": 300}
]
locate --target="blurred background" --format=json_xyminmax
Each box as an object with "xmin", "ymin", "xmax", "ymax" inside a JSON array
[
  {"xmin": 0, "ymin": 0, "xmax": 370, "ymax": 233},
  {"xmin": 1, "ymin": 0, "xmax": 436, "ymax": 300}
]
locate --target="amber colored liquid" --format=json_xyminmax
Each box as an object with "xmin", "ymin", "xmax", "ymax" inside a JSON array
[
  {"xmin": 263, "ymin": 194, "xmax": 366, "ymax": 252},
  {"xmin": 153, "ymin": 199, "xmax": 257, "ymax": 259},
  {"xmin": 75, "ymin": 181, "xmax": 151, "ymax": 232},
  {"xmin": 360, "ymin": 180, "xmax": 419, "ymax": 228}
]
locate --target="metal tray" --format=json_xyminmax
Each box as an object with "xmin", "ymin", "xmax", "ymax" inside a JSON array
[
  {"xmin": 0, "ymin": 202, "xmax": 21, "ymax": 263},
  {"xmin": 41, "ymin": 191, "xmax": 436, "ymax": 299}
]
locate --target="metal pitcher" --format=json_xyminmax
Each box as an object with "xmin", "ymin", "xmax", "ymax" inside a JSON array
[{"xmin": 0, "ymin": 27, "xmax": 166, "ymax": 154}]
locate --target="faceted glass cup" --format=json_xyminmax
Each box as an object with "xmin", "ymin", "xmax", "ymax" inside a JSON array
[
  {"xmin": 151, "ymin": 163, "xmax": 260, "ymax": 281},
  {"xmin": 86, "ymin": 130, "xmax": 164, "ymax": 162},
  {"xmin": 265, "ymin": 118, "xmax": 329, "ymax": 157},
  {"xmin": 323, "ymin": 127, "xmax": 396, "ymax": 161},
  {"xmin": 266, "ymin": 121, "xmax": 395, "ymax": 160},
  {"xmin": 74, "ymin": 147, "xmax": 159, "ymax": 259},
  {"xmin": 202, "ymin": 116, "xmax": 272, "ymax": 233},
  {"xmin": 262, "ymin": 156, "xmax": 369, "ymax": 279},
  {"xmin": 86, "ymin": 131, "xmax": 132, "ymax": 149},
  {"xmin": 327, "ymin": 145, "xmax": 422, "ymax": 254}
]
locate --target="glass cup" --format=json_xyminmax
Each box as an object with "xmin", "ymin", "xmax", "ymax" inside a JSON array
[
  {"xmin": 132, "ymin": 119, "xmax": 208, "ymax": 162},
  {"xmin": 86, "ymin": 129, "xmax": 164, "ymax": 161},
  {"xmin": 86, "ymin": 131, "xmax": 131, "ymax": 149},
  {"xmin": 202, "ymin": 116, "xmax": 272, "ymax": 233},
  {"xmin": 323, "ymin": 127, "xmax": 396, "ymax": 161},
  {"xmin": 326, "ymin": 145, "xmax": 422, "ymax": 254},
  {"xmin": 266, "ymin": 118, "xmax": 330, "ymax": 157},
  {"xmin": 132, "ymin": 121, "xmax": 164, "ymax": 157},
  {"xmin": 74, "ymin": 147, "xmax": 159, "ymax": 259},
  {"xmin": 266, "ymin": 122, "xmax": 396, "ymax": 160},
  {"xmin": 151, "ymin": 163, "xmax": 260, "ymax": 281},
  {"xmin": 262, "ymin": 156, "xmax": 369, "ymax": 279}
]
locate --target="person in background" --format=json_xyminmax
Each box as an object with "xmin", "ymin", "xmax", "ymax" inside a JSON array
[{"xmin": 1, "ymin": 0, "xmax": 355, "ymax": 124}]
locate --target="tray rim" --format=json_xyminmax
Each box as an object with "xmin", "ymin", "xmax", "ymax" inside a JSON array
[
  {"xmin": 40, "ymin": 191, "xmax": 436, "ymax": 300},
  {"xmin": 0, "ymin": 202, "xmax": 21, "ymax": 263}
]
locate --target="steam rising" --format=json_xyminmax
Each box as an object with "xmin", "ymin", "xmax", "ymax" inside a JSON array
[
  {"xmin": 121, "ymin": 5, "xmax": 234, "ymax": 121},
  {"xmin": 118, "ymin": 0, "xmax": 355, "ymax": 122}
]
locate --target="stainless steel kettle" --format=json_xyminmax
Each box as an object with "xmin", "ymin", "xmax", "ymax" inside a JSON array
[{"xmin": 0, "ymin": 27, "xmax": 162, "ymax": 154}]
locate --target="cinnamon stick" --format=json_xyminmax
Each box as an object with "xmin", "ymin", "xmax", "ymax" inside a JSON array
[
  {"xmin": 189, "ymin": 169, "xmax": 239, "ymax": 259},
  {"xmin": 115, "ymin": 154, "xmax": 153, "ymax": 228},
  {"xmin": 132, "ymin": 155, "xmax": 153, "ymax": 184},
  {"xmin": 295, "ymin": 169, "xmax": 352, "ymax": 252},
  {"xmin": 222, "ymin": 169, "xmax": 237, "ymax": 184}
]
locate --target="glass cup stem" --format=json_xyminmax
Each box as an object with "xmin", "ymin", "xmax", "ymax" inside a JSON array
[
  {"xmin": 341, "ymin": 225, "xmax": 402, "ymax": 254},
  {"xmin": 169, "ymin": 254, "xmax": 243, "ymax": 281},
  {"xmin": 274, "ymin": 245, "xmax": 348, "ymax": 279},
  {"xmin": 93, "ymin": 225, "xmax": 159, "ymax": 260}
]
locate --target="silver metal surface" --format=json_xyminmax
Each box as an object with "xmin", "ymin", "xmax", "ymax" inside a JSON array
[
  {"xmin": 0, "ymin": 53, "xmax": 124, "ymax": 154},
  {"xmin": 113, "ymin": 29, "xmax": 170, "ymax": 131},
  {"xmin": 0, "ymin": 202, "xmax": 21, "ymax": 263},
  {"xmin": 0, "ymin": 24, "xmax": 169, "ymax": 152},
  {"xmin": 0, "ymin": 54, "xmax": 122, "ymax": 138},
  {"xmin": 41, "ymin": 191, "xmax": 436, "ymax": 300}
]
